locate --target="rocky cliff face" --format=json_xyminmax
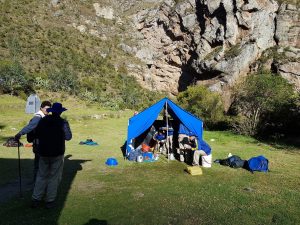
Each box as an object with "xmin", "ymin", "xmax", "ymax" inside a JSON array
[
  {"xmin": 123, "ymin": 0, "xmax": 299, "ymax": 107},
  {"xmin": 50, "ymin": 0, "xmax": 299, "ymax": 107}
]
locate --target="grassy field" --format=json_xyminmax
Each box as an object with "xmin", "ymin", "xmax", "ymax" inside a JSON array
[{"xmin": 0, "ymin": 94, "xmax": 299, "ymax": 225}]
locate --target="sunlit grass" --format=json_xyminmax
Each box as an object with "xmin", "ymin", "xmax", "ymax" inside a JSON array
[{"xmin": 0, "ymin": 95, "xmax": 299, "ymax": 225}]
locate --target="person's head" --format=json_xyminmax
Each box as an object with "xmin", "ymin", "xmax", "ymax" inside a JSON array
[
  {"xmin": 40, "ymin": 101, "xmax": 52, "ymax": 115},
  {"xmin": 47, "ymin": 102, "xmax": 67, "ymax": 116},
  {"xmin": 158, "ymin": 128, "xmax": 165, "ymax": 134}
]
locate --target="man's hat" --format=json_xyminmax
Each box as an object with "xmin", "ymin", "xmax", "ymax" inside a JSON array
[{"xmin": 47, "ymin": 102, "xmax": 67, "ymax": 113}]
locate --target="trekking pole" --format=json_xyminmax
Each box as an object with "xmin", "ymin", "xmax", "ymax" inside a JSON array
[{"xmin": 17, "ymin": 140, "xmax": 23, "ymax": 198}]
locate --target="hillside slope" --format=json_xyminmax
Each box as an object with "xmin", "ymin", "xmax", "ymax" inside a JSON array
[{"xmin": 0, "ymin": 0, "xmax": 299, "ymax": 108}]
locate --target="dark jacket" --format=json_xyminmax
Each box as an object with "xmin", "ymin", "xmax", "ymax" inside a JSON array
[
  {"xmin": 181, "ymin": 137, "xmax": 197, "ymax": 148},
  {"xmin": 36, "ymin": 114, "xmax": 72, "ymax": 157}
]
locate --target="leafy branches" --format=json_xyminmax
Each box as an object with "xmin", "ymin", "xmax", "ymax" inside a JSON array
[
  {"xmin": 0, "ymin": 60, "xmax": 33, "ymax": 96},
  {"xmin": 231, "ymin": 72, "xmax": 297, "ymax": 136},
  {"xmin": 177, "ymin": 85, "xmax": 226, "ymax": 129}
]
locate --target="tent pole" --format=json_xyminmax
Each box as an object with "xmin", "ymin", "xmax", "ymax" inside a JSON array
[{"xmin": 166, "ymin": 101, "xmax": 169, "ymax": 163}]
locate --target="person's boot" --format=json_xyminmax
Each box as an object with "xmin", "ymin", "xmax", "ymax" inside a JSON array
[
  {"xmin": 30, "ymin": 199, "xmax": 41, "ymax": 208},
  {"xmin": 45, "ymin": 201, "xmax": 56, "ymax": 209}
]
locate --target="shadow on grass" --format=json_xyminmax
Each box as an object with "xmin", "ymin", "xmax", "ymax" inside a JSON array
[
  {"xmin": 0, "ymin": 155, "xmax": 97, "ymax": 225},
  {"xmin": 83, "ymin": 219, "xmax": 108, "ymax": 225},
  {"xmin": 257, "ymin": 135, "xmax": 300, "ymax": 150},
  {"xmin": 120, "ymin": 141, "xmax": 127, "ymax": 159}
]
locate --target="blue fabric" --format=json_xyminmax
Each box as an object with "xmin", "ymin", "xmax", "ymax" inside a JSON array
[
  {"xmin": 167, "ymin": 128, "xmax": 174, "ymax": 136},
  {"xmin": 178, "ymin": 123, "xmax": 190, "ymax": 135},
  {"xmin": 79, "ymin": 140, "xmax": 98, "ymax": 145},
  {"xmin": 128, "ymin": 149, "xmax": 142, "ymax": 161},
  {"xmin": 155, "ymin": 133, "xmax": 166, "ymax": 141},
  {"xmin": 167, "ymin": 100, "xmax": 203, "ymax": 148},
  {"xmin": 126, "ymin": 98, "xmax": 166, "ymax": 152},
  {"xmin": 126, "ymin": 98, "xmax": 208, "ymax": 154},
  {"xmin": 247, "ymin": 155, "xmax": 269, "ymax": 173},
  {"xmin": 198, "ymin": 140, "xmax": 211, "ymax": 155}
]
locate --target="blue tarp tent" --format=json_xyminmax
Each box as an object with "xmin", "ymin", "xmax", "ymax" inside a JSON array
[{"xmin": 126, "ymin": 98, "xmax": 210, "ymax": 155}]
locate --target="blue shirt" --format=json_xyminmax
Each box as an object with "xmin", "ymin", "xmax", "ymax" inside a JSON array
[{"xmin": 154, "ymin": 133, "xmax": 166, "ymax": 141}]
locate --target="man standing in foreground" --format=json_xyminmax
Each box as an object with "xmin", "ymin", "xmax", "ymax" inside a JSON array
[
  {"xmin": 14, "ymin": 101, "xmax": 52, "ymax": 182},
  {"xmin": 31, "ymin": 102, "xmax": 72, "ymax": 209}
]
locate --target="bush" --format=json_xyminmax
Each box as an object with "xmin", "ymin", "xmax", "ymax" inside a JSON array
[
  {"xmin": 79, "ymin": 73, "xmax": 164, "ymax": 110},
  {"xmin": 0, "ymin": 60, "xmax": 33, "ymax": 95},
  {"xmin": 258, "ymin": 95, "xmax": 300, "ymax": 138},
  {"xmin": 177, "ymin": 85, "xmax": 226, "ymax": 129},
  {"xmin": 48, "ymin": 68, "xmax": 79, "ymax": 95},
  {"xmin": 230, "ymin": 72, "xmax": 297, "ymax": 137}
]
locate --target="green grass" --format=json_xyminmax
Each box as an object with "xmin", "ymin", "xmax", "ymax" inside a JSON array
[{"xmin": 0, "ymin": 94, "xmax": 299, "ymax": 225}]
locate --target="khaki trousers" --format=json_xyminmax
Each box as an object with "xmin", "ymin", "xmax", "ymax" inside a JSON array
[
  {"xmin": 193, "ymin": 150, "xmax": 207, "ymax": 166},
  {"xmin": 32, "ymin": 155, "xmax": 64, "ymax": 202}
]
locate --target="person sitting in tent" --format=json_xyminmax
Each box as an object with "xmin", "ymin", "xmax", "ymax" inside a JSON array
[
  {"xmin": 153, "ymin": 129, "xmax": 167, "ymax": 153},
  {"xmin": 192, "ymin": 140, "xmax": 212, "ymax": 167},
  {"xmin": 178, "ymin": 123, "xmax": 192, "ymax": 162},
  {"xmin": 144, "ymin": 125, "xmax": 156, "ymax": 146},
  {"xmin": 160, "ymin": 118, "xmax": 174, "ymax": 154},
  {"xmin": 179, "ymin": 134, "xmax": 198, "ymax": 163}
]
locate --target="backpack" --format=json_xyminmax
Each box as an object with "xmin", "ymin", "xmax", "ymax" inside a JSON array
[
  {"xmin": 220, "ymin": 155, "xmax": 245, "ymax": 168},
  {"xmin": 247, "ymin": 155, "xmax": 269, "ymax": 173},
  {"xmin": 26, "ymin": 114, "xmax": 42, "ymax": 143},
  {"xmin": 128, "ymin": 149, "xmax": 142, "ymax": 161}
]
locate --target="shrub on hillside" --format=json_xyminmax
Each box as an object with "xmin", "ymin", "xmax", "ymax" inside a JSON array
[
  {"xmin": 177, "ymin": 85, "xmax": 226, "ymax": 129},
  {"xmin": 0, "ymin": 60, "xmax": 33, "ymax": 95},
  {"xmin": 48, "ymin": 68, "xmax": 79, "ymax": 95},
  {"xmin": 79, "ymin": 73, "xmax": 164, "ymax": 110},
  {"xmin": 230, "ymin": 72, "xmax": 298, "ymax": 137}
]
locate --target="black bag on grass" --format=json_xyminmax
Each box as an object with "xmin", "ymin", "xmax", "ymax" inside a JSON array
[
  {"xmin": 3, "ymin": 137, "xmax": 23, "ymax": 147},
  {"xmin": 219, "ymin": 155, "xmax": 245, "ymax": 168}
]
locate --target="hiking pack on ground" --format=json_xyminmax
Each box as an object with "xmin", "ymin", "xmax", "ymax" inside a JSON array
[
  {"xmin": 3, "ymin": 137, "xmax": 23, "ymax": 147},
  {"xmin": 246, "ymin": 155, "xmax": 269, "ymax": 173},
  {"xmin": 215, "ymin": 154, "xmax": 269, "ymax": 173},
  {"xmin": 218, "ymin": 155, "xmax": 246, "ymax": 168}
]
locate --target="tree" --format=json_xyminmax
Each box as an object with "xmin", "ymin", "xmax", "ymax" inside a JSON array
[
  {"xmin": 0, "ymin": 60, "xmax": 30, "ymax": 95},
  {"xmin": 231, "ymin": 73, "xmax": 296, "ymax": 136},
  {"xmin": 48, "ymin": 68, "xmax": 79, "ymax": 94},
  {"xmin": 177, "ymin": 85, "xmax": 225, "ymax": 129}
]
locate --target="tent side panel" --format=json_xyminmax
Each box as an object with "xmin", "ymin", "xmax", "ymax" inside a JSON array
[{"xmin": 126, "ymin": 98, "xmax": 167, "ymax": 154}]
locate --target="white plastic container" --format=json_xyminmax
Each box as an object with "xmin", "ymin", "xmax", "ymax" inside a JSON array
[
  {"xmin": 180, "ymin": 155, "xmax": 184, "ymax": 162},
  {"xmin": 137, "ymin": 155, "xmax": 143, "ymax": 163},
  {"xmin": 202, "ymin": 154, "xmax": 212, "ymax": 168}
]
